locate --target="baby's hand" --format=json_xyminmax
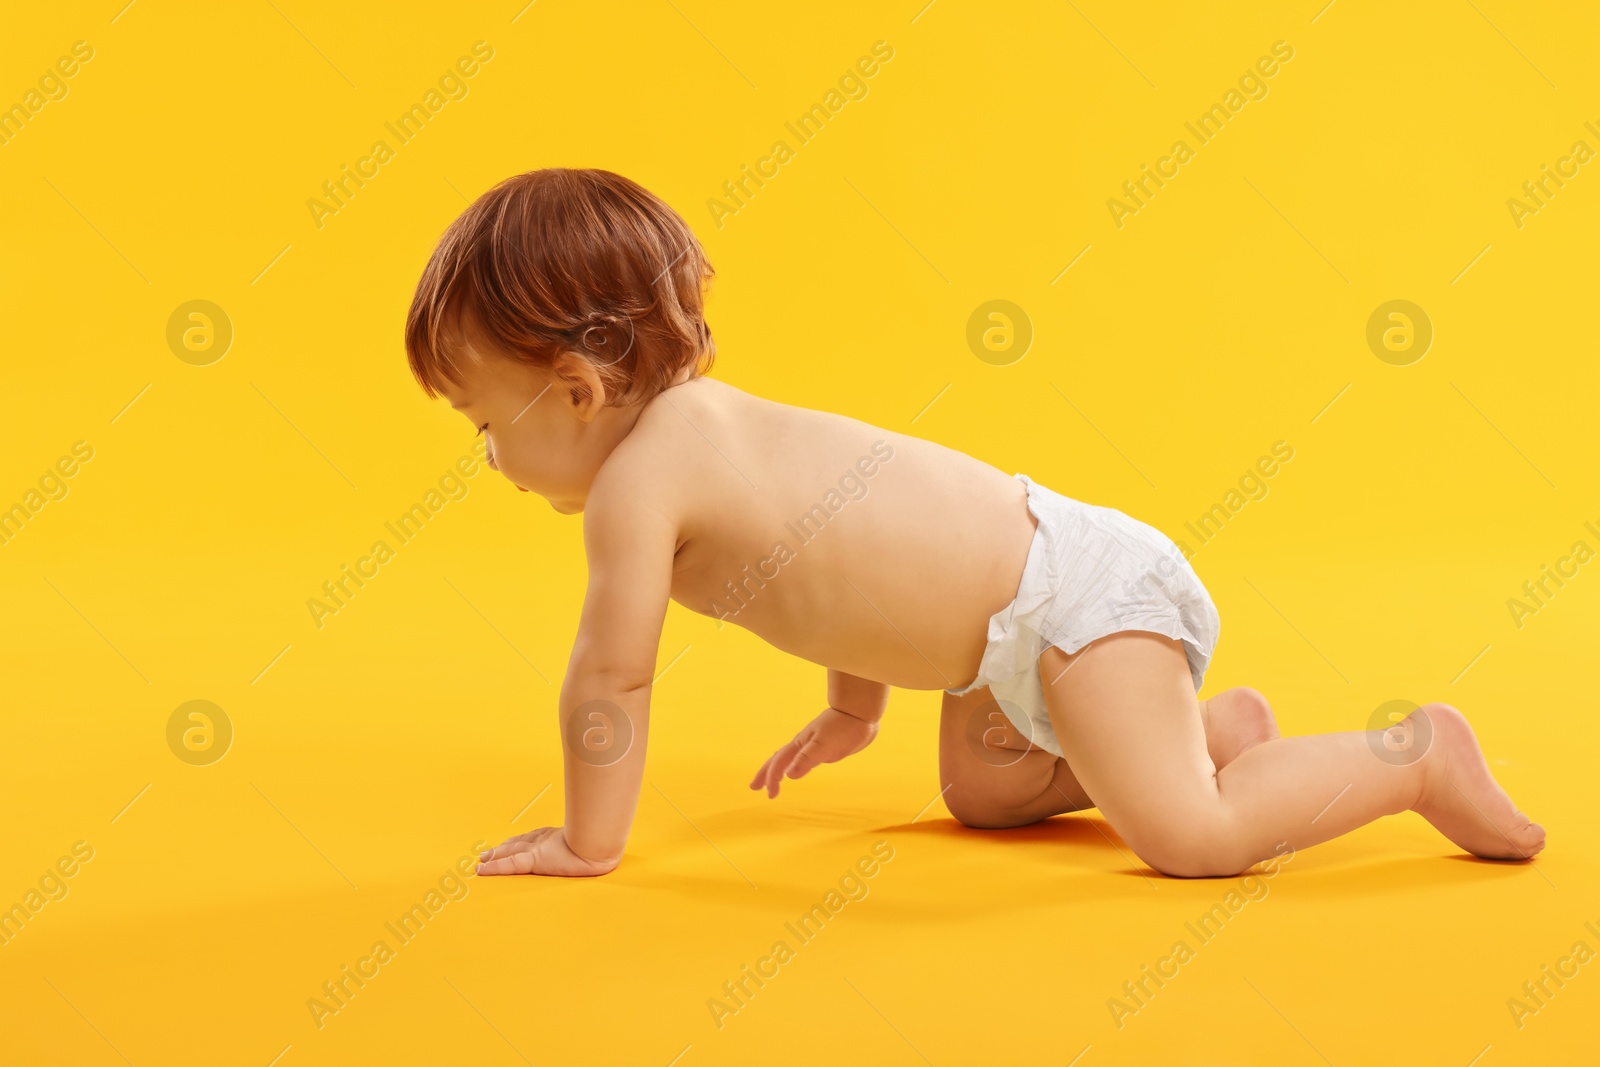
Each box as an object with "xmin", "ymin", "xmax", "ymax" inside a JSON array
[
  {"xmin": 749, "ymin": 707, "xmax": 879, "ymax": 798},
  {"xmin": 476, "ymin": 826, "xmax": 619, "ymax": 877}
]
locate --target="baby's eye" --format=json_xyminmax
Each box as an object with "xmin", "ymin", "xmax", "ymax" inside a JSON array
[{"xmin": 476, "ymin": 423, "xmax": 488, "ymax": 436}]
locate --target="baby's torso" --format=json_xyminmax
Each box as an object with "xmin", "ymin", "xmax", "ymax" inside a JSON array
[{"xmin": 619, "ymin": 378, "xmax": 1038, "ymax": 690}]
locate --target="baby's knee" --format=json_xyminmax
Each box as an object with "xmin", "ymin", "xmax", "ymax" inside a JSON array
[
  {"xmin": 948, "ymin": 803, "xmax": 1005, "ymax": 830},
  {"xmin": 1126, "ymin": 819, "xmax": 1256, "ymax": 879},
  {"xmin": 943, "ymin": 788, "xmax": 1022, "ymax": 830}
]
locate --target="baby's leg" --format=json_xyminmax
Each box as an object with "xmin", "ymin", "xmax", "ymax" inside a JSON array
[
  {"xmin": 1040, "ymin": 631, "xmax": 1545, "ymax": 876},
  {"xmin": 939, "ymin": 682, "xmax": 1280, "ymax": 829},
  {"xmin": 1201, "ymin": 687, "xmax": 1279, "ymax": 767},
  {"xmin": 939, "ymin": 685, "xmax": 1091, "ymax": 828}
]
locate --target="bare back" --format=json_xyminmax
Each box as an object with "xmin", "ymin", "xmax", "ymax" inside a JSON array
[{"xmin": 599, "ymin": 376, "xmax": 1038, "ymax": 691}]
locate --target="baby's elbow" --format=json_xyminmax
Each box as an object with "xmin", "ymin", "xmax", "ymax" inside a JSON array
[{"xmin": 563, "ymin": 663, "xmax": 654, "ymax": 699}]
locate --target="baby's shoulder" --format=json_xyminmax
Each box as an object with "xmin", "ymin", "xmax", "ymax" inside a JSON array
[
  {"xmin": 609, "ymin": 376, "xmax": 746, "ymax": 481},
  {"xmin": 582, "ymin": 389, "xmax": 707, "ymax": 537}
]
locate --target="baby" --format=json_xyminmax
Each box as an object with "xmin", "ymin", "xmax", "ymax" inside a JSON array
[{"xmin": 403, "ymin": 168, "xmax": 1545, "ymax": 879}]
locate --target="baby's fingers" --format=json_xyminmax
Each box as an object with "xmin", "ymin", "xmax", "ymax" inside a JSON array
[
  {"xmin": 477, "ymin": 828, "xmax": 555, "ymax": 875},
  {"xmin": 749, "ymin": 754, "xmax": 778, "ymax": 791},
  {"xmin": 477, "ymin": 846, "xmax": 539, "ymax": 876},
  {"xmin": 481, "ymin": 830, "xmax": 552, "ymax": 860},
  {"xmin": 759, "ymin": 740, "xmax": 802, "ymax": 798},
  {"xmin": 786, "ymin": 739, "xmax": 824, "ymax": 780}
]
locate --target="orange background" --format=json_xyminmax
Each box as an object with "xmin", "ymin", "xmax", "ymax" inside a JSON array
[{"xmin": 2, "ymin": 1, "xmax": 1596, "ymax": 1063}]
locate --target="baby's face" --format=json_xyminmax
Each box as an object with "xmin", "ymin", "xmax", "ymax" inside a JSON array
[{"xmin": 435, "ymin": 315, "xmax": 614, "ymax": 514}]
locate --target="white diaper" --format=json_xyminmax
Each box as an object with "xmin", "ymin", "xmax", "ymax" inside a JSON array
[{"xmin": 947, "ymin": 473, "xmax": 1221, "ymax": 758}]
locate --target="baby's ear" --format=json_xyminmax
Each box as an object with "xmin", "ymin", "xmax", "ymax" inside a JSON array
[{"xmin": 552, "ymin": 351, "xmax": 608, "ymax": 420}]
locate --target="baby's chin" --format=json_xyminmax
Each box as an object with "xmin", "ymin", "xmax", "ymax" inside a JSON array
[{"xmin": 511, "ymin": 478, "xmax": 582, "ymax": 513}]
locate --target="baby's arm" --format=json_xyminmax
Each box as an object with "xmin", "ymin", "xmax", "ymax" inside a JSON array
[
  {"xmin": 477, "ymin": 477, "xmax": 675, "ymax": 877},
  {"xmin": 749, "ymin": 669, "xmax": 888, "ymax": 798},
  {"xmin": 829, "ymin": 669, "xmax": 890, "ymax": 724}
]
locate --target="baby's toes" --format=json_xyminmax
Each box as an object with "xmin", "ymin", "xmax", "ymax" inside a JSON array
[{"xmin": 1509, "ymin": 819, "xmax": 1547, "ymax": 858}]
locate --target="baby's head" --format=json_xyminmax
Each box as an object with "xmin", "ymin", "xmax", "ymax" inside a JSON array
[{"xmin": 405, "ymin": 168, "xmax": 715, "ymax": 512}]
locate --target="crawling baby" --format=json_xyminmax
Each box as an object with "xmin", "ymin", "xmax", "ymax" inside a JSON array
[{"xmin": 403, "ymin": 167, "xmax": 1544, "ymax": 879}]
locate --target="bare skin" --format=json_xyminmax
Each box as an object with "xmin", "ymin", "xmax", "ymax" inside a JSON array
[
  {"xmin": 1035, "ymin": 633, "xmax": 1545, "ymax": 874},
  {"xmin": 752, "ymin": 681, "xmax": 1277, "ymax": 817},
  {"xmin": 889, "ymin": 683, "xmax": 1279, "ymax": 829},
  {"xmin": 437, "ymin": 320, "xmax": 1545, "ymax": 877}
]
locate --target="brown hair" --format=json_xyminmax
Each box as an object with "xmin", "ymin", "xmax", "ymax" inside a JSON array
[{"xmin": 405, "ymin": 168, "xmax": 715, "ymax": 406}]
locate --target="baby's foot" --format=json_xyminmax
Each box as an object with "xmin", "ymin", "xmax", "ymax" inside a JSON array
[
  {"xmin": 1201, "ymin": 687, "xmax": 1280, "ymax": 768},
  {"xmin": 1410, "ymin": 704, "xmax": 1545, "ymax": 861}
]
